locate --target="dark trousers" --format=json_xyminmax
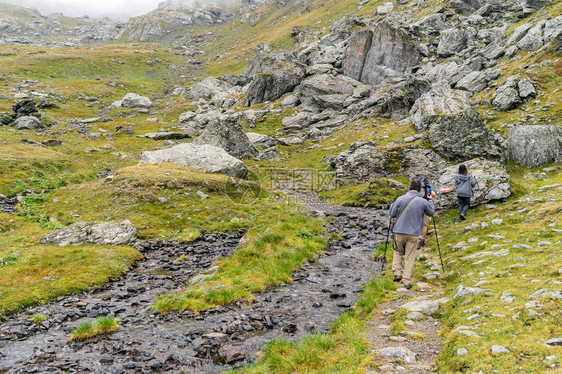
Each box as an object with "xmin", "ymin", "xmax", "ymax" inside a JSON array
[{"xmin": 458, "ymin": 196, "xmax": 471, "ymax": 217}]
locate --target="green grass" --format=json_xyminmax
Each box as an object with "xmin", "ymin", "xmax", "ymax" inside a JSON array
[
  {"xmin": 318, "ymin": 178, "xmax": 406, "ymax": 207},
  {"xmin": 31, "ymin": 314, "xmax": 46, "ymax": 324},
  {"xmin": 70, "ymin": 315, "xmax": 119, "ymax": 341},
  {"xmin": 232, "ymin": 277, "xmax": 395, "ymax": 373},
  {"xmin": 154, "ymin": 212, "xmax": 326, "ymax": 313}
]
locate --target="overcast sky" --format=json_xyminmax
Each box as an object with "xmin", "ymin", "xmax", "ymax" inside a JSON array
[{"xmin": 1, "ymin": 0, "xmax": 166, "ymax": 20}]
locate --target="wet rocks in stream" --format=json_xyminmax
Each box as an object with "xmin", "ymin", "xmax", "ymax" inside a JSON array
[{"xmin": 0, "ymin": 209, "xmax": 387, "ymax": 373}]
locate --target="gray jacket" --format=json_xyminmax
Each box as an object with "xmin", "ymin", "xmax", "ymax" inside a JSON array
[
  {"xmin": 455, "ymin": 174, "xmax": 477, "ymax": 197},
  {"xmin": 389, "ymin": 191, "xmax": 435, "ymax": 236}
]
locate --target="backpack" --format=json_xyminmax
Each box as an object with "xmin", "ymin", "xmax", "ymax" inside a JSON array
[{"xmin": 412, "ymin": 175, "xmax": 431, "ymax": 200}]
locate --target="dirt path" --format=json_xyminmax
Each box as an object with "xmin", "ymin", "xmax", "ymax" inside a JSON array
[{"xmin": 0, "ymin": 174, "xmax": 390, "ymax": 373}]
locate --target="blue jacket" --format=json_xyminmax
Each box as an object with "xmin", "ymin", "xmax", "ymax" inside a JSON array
[{"xmin": 389, "ymin": 191, "xmax": 435, "ymax": 236}]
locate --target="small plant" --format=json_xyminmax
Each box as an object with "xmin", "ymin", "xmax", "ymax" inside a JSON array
[
  {"xmin": 176, "ymin": 255, "xmax": 189, "ymax": 262},
  {"xmin": 70, "ymin": 315, "xmax": 119, "ymax": 341},
  {"xmin": 0, "ymin": 255, "xmax": 18, "ymax": 268},
  {"xmin": 31, "ymin": 314, "xmax": 47, "ymax": 324}
]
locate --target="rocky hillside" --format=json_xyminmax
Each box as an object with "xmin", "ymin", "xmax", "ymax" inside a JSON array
[{"xmin": 0, "ymin": 0, "xmax": 560, "ymax": 372}]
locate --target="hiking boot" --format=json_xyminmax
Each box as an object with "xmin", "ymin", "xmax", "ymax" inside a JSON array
[
  {"xmin": 418, "ymin": 238, "xmax": 426, "ymax": 249},
  {"xmin": 460, "ymin": 214, "xmax": 467, "ymax": 221},
  {"xmin": 404, "ymin": 284, "xmax": 412, "ymax": 290},
  {"xmin": 393, "ymin": 275, "xmax": 402, "ymax": 282}
]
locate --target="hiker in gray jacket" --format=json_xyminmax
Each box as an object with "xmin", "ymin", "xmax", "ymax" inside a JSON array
[
  {"xmin": 455, "ymin": 164, "xmax": 478, "ymax": 222},
  {"xmin": 388, "ymin": 179, "xmax": 435, "ymax": 289}
]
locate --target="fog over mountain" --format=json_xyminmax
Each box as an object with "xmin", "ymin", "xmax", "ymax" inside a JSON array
[{"xmin": 0, "ymin": 0, "xmax": 169, "ymax": 20}]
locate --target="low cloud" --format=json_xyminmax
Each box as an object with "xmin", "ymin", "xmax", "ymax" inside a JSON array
[{"xmin": 2, "ymin": 0, "xmax": 166, "ymax": 20}]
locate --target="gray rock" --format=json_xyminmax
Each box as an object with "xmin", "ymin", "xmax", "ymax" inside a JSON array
[
  {"xmin": 517, "ymin": 78, "xmax": 536, "ymax": 99},
  {"xmin": 457, "ymin": 348, "xmax": 468, "ymax": 356},
  {"xmin": 13, "ymin": 116, "xmax": 44, "ymax": 130},
  {"xmin": 529, "ymin": 289, "xmax": 553, "ymax": 299},
  {"xmin": 454, "ymin": 285, "xmax": 486, "ymax": 299},
  {"xmin": 281, "ymin": 94, "xmax": 300, "ymax": 108},
  {"xmin": 376, "ymin": 347, "xmax": 416, "ymax": 364},
  {"xmin": 518, "ymin": 21, "xmax": 547, "ymax": 51},
  {"xmin": 121, "ymin": 93, "xmax": 152, "ymax": 109},
  {"xmin": 343, "ymin": 23, "xmax": 421, "ymax": 85},
  {"xmin": 190, "ymin": 77, "xmax": 232, "ymax": 100},
  {"xmin": 144, "ymin": 131, "xmax": 191, "ymax": 140},
  {"xmin": 437, "ymin": 27, "xmax": 476, "ymax": 57},
  {"xmin": 399, "ymin": 149, "xmax": 448, "ymax": 185},
  {"xmin": 243, "ymin": 51, "xmax": 304, "ymax": 106},
  {"xmin": 179, "ymin": 111, "xmax": 197, "ymax": 123},
  {"xmin": 506, "ymin": 23, "xmax": 533, "ymax": 46},
  {"xmin": 492, "ymin": 77, "xmax": 521, "ymax": 111},
  {"xmin": 334, "ymin": 142, "xmax": 387, "ymax": 183},
  {"xmin": 410, "ymin": 84, "xmax": 472, "ymax": 132},
  {"xmin": 401, "ymin": 300, "xmax": 440, "ymax": 315},
  {"xmin": 500, "ymin": 290, "xmax": 516, "ymax": 303},
  {"xmin": 376, "ymin": 2, "xmax": 394, "ymax": 14},
  {"xmin": 455, "ymin": 71, "xmax": 488, "ymax": 94},
  {"xmin": 435, "ymin": 159, "xmax": 511, "ymax": 210},
  {"xmin": 546, "ymin": 338, "xmax": 562, "ymax": 347},
  {"xmin": 406, "ymin": 311, "xmax": 426, "ymax": 321},
  {"xmin": 139, "ymin": 143, "xmax": 248, "ymax": 179},
  {"xmin": 428, "ymin": 109, "xmax": 505, "ymax": 161},
  {"xmin": 40, "ymin": 221, "xmax": 137, "ymax": 246},
  {"xmin": 192, "ymin": 115, "xmax": 257, "ymax": 159},
  {"xmin": 491, "ymin": 345, "xmax": 510, "ymax": 353},
  {"xmin": 299, "ymin": 74, "xmax": 369, "ymax": 112},
  {"xmin": 507, "ymin": 125, "xmax": 562, "ymax": 168},
  {"xmin": 370, "ymin": 76, "xmax": 431, "ymax": 118},
  {"xmin": 246, "ymin": 132, "xmax": 280, "ymax": 149}
]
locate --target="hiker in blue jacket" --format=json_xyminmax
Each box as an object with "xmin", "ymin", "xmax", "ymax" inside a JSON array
[
  {"xmin": 455, "ymin": 164, "xmax": 478, "ymax": 222},
  {"xmin": 389, "ymin": 179, "xmax": 435, "ymax": 289}
]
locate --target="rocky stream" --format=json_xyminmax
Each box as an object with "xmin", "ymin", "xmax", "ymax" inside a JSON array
[{"xmin": 0, "ymin": 189, "xmax": 388, "ymax": 373}]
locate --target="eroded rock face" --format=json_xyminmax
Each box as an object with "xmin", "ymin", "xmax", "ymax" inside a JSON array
[
  {"xmin": 342, "ymin": 23, "xmax": 421, "ymax": 85},
  {"xmin": 121, "ymin": 93, "xmax": 153, "ymax": 109},
  {"xmin": 334, "ymin": 142, "xmax": 387, "ymax": 182},
  {"xmin": 139, "ymin": 143, "xmax": 248, "ymax": 178},
  {"xmin": 437, "ymin": 27, "xmax": 476, "ymax": 57},
  {"xmin": 410, "ymin": 84, "xmax": 472, "ymax": 132},
  {"xmin": 40, "ymin": 221, "xmax": 138, "ymax": 246},
  {"xmin": 192, "ymin": 116, "xmax": 257, "ymax": 159},
  {"xmin": 428, "ymin": 108, "xmax": 505, "ymax": 161},
  {"xmin": 435, "ymin": 159, "xmax": 511, "ymax": 210},
  {"xmin": 400, "ymin": 148, "xmax": 448, "ymax": 185},
  {"xmin": 370, "ymin": 76, "xmax": 431, "ymax": 118},
  {"xmin": 507, "ymin": 125, "xmax": 562, "ymax": 168}
]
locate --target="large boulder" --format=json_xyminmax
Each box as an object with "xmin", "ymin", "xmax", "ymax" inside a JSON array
[
  {"xmin": 410, "ymin": 84, "xmax": 472, "ymax": 132},
  {"xmin": 243, "ymin": 50, "xmax": 305, "ymax": 107},
  {"xmin": 299, "ymin": 74, "xmax": 370, "ymax": 112},
  {"xmin": 342, "ymin": 23, "xmax": 421, "ymax": 85},
  {"xmin": 399, "ymin": 149, "xmax": 449, "ymax": 186},
  {"xmin": 428, "ymin": 108, "xmax": 505, "ymax": 162},
  {"xmin": 14, "ymin": 116, "xmax": 44, "ymax": 130},
  {"xmin": 507, "ymin": 125, "xmax": 562, "ymax": 168},
  {"xmin": 122, "ymin": 93, "xmax": 153, "ymax": 109},
  {"xmin": 435, "ymin": 159, "xmax": 511, "ymax": 210},
  {"xmin": 518, "ymin": 16, "xmax": 562, "ymax": 51},
  {"xmin": 139, "ymin": 143, "xmax": 248, "ymax": 179},
  {"xmin": 192, "ymin": 116, "xmax": 257, "ymax": 159},
  {"xmin": 370, "ymin": 76, "xmax": 432, "ymax": 118},
  {"xmin": 334, "ymin": 142, "xmax": 387, "ymax": 183},
  {"xmin": 455, "ymin": 71, "xmax": 488, "ymax": 95},
  {"xmin": 190, "ymin": 77, "xmax": 232, "ymax": 100},
  {"xmin": 492, "ymin": 76, "xmax": 522, "ymax": 111},
  {"xmin": 40, "ymin": 221, "xmax": 138, "ymax": 246},
  {"xmin": 437, "ymin": 27, "xmax": 477, "ymax": 57}
]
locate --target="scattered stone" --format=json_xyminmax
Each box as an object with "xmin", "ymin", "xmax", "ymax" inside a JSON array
[
  {"xmin": 454, "ymin": 286, "xmax": 486, "ymax": 299},
  {"xmin": 546, "ymin": 338, "xmax": 562, "ymax": 347},
  {"xmin": 491, "ymin": 345, "xmax": 510, "ymax": 354},
  {"xmin": 406, "ymin": 312, "xmax": 426, "ymax": 321},
  {"xmin": 13, "ymin": 116, "xmax": 44, "ymax": 130},
  {"xmin": 500, "ymin": 291, "xmax": 516, "ymax": 303},
  {"xmin": 507, "ymin": 125, "xmax": 562, "ymax": 168},
  {"xmin": 121, "ymin": 93, "xmax": 152, "ymax": 109},
  {"xmin": 375, "ymin": 347, "xmax": 416, "ymax": 364},
  {"xmin": 457, "ymin": 348, "xmax": 468, "ymax": 356},
  {"xmin": 401, "ymin": 300, "xmax": 440, "ymax": 315}
]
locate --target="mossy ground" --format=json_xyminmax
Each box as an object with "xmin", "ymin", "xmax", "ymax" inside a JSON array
[{"xmin": 70, "ymin": 315, "xmax": 119, "ymax": 341}]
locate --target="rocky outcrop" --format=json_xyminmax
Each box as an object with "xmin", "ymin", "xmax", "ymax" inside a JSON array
[
  {"xmin": 507, "ymin": 125, "xmax": 562, "ymax": 168},
  {"xmin": 121, "ymin": 93, "xmax": 153, "ymax": 109},
  {"xmin": 243, "ymin": 50, "xmax": 305, "ymax": 106},
  {"xmin": 399, "ymin": 149, "xmax": 448, "ymax": 186},
  {"xmin": 435, "ymin": 159, "xmax": 511, "ymax": 209},
  {"xmin": 437, "ymin": 27, "xmax": 476, "ymax": 57},
  {"xmin": 342, "ymin": 23, "xmax": 421, "ymax": 85},
  {"xmin": 334, "ymin": 142, "xmax": 387, "ymax": 183},
  {"xmin": 139, "ymin": 143, "xmax": 248, "ymax": 178},
  {"xmin": 191, "ymin": 77, "xmax": 233, "ymax": 100},
  {"xmin": 192, "ymin": 116, "xmax": 257, "ymax": 159},
  {"xmin": 428, "ymin": 109, "xmax": 505, "ymax": 162},
  {"xmin": 410, "ymin": 84, "xmax": 472, "ymax": 132},
  {"xmin": 12, "ymin": 99, "xmax": 39, "ymax": 119},
  {"xmin": 370, "ymin": 76, "xmax": 431, "ymax": 118},
  {"xmin": 517, "ymin": 16, "xmax": 562, "ymax": 51},
  {"xmin": 299, "ymin": 74, "xmax": 370, "ymax": 112},
  {"xmin": 40, "ymin": 221, "xmax": 138, "ymax": 246}
]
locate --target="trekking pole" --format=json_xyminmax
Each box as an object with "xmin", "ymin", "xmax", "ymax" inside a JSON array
[
  {"xmin": 432, "ymin": 217, "xmax": 445, "ymax": 272},
  {"xmin": 376, "ymin": 219, "xmax": 392, "ymax": 273}
]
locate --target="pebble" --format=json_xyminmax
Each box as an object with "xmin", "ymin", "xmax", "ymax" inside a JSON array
[
  {"xmin": 491, "ymin": 219, "xmax": 503, "ymax": 225},
  {"xmin": 491, "ymin": 345, "xmax": 510, "ymax": 353},
  {"xmin": 457, "ymin": 348, "xmax": 468, "ymax": 356}
]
